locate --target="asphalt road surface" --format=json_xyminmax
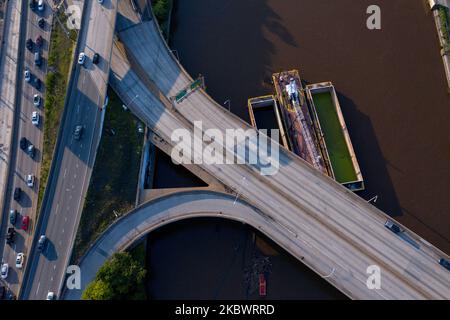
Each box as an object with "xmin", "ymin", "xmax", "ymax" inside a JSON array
[
  {"xmin": 0, "ymin": 0, "xmax": 53, "ymax": 296},
  {"xmin": 21, "ymin": 0, "xmax": 117, "ymax": 300}
]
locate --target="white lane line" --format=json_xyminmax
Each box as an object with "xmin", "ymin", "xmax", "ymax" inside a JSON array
[
  {"xmin": 53, "ymin": 265, "xmax": 56, "ymax": 270},
  {"xmin": 63, "ymin": 168, "xmax": 67, "ymax": 178},
  {"xmin": 36, "ymin": 282, "xmax": 40, "ymax": 295}
]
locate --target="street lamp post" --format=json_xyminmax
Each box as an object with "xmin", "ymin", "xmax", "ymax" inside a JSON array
[{"xmin": 223, "ymin": 99, "xmax": 231, "ymax": 112}]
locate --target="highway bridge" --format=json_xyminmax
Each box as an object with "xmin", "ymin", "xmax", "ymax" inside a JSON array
[
  {"xmin": 102, "ymin": 2, "xmax": 450, "ymax": 299},
  {"xmin": 24, "ymin": 0, "xmax": 450, "ymax": 300}
]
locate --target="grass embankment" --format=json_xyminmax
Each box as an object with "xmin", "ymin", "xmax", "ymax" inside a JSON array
[
  {"xmin": 312, "ymin": 92, "xmax": 357, "ymax": 183},
  {"xmin": 152, "ymin": 0, "xmax": 173, "ymax": 39},
  {"xmin": 37, "ymin": 14, "xmax": 77, "ymax": 212},
  {"xmin": 438, "ymin": 5, "xmax": 450, "ymax": 53},
  {"xmin": 72, "ymin": 88, "xmax": 144, "ymax": 263}
]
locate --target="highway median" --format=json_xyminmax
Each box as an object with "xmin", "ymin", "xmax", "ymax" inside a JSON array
[{"xmin": 37, "ymin": 13, "xmax": 77, "ymax": 213}]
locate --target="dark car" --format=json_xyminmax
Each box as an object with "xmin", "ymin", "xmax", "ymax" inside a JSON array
[
  {"xmin": 439, "ymin": 258, "xmax": 450, "ymax": 271},
  {"xmin": 38, "ymin": 18, "xmax": 45, "ymax": 29},
  {"xmin": 384, "ymin": 220, "xmax": 401, "ymax": 234},
  {"xmin": 73, "ymin": 125, "xmax": 83, "ymax": 140},
  {"xmin": 9, "ymin": 209, "xmax": 17, "ymax": 225},
  {"xmin": 13, "ymin": 187, "xmax": 21, "ymax": 201},
  {"xmin": 34, "ymin": 77, "xmax": 41, "ymax": 89},
  {"xmin": 20, "ymin": 137, "xmax": 28, "ymax": 150},
  {"xmin": 29, "ymin": 0, "xmax": 36, "ymax": 10},
  {"xmin": 34, "ymin": 52, "xmax": 42, "ymax": 67},
  {"xmin": 37, "ymin": 235, "xmax": 47, "ymax": 251},
  {"xmin": 36, "ymin": 35, "xmax": 43, "ymax": 47},
  {"xmin": 6, "ymin": 227, "xmax": 15, "ymax": 244},
  {"xmin": 92, "ymin": 53, "xmax": 100, "ymax": 65},
  {"xmin": 26, "ymin": 38, "xmax": 33, "ymax": 51}
]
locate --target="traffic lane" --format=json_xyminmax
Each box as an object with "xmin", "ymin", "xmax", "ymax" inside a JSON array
[
  {"xmin": 83, "ymin": 0, "xmax": 117, "ymax": 94},
  {"xmin": 27, "ymin": 70, "xmax": 102, "ymax": 299}
]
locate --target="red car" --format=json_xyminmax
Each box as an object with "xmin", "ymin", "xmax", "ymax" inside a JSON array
[
  {"xmin": 259, "ymin": 274, "xmax": 266, "ymax": 297},
  {"xmin": 21, "ymin": 216, "xmax": 30, "ymax": 231},
  {"xmin": 36, "ymin": 35, "xmax": 43, "ymax": 47}
]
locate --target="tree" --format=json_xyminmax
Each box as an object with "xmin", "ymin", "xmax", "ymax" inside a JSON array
[
  {"xmin": 82, "ymin": 280, "xmax": 114, "ymax": 300},
  {"xmin": 82, "ymin": 252, "xmax": 146, "ymax": 300}
]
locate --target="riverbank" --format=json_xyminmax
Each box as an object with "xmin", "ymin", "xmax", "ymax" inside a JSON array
[{"xmin": 430, "ymin": 0, "xmax": 450, "ymax": 91}]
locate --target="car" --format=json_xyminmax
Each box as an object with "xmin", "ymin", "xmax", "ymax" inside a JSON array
[
  {"xmin": 26, "ymin": 174, "xmax": 35, "ymax": 187},
  {"xmin": 26, "ymin": 38, "xmax": 33, "ymax": 50},
  {"xmin": 97, "ymin": 0, "xmax": 104, "ymax": 4},
  {"xmin": 20, "ymin": 137, "xmax": 28, "ymax": 150},
  {"xmin": 439, "ymin": 258, "xmax": 450, "ymax": 271},
  {"xmin": 37, "ymin": 235, "xmax": 47, "ymax": 251},
  {"xmin": 9, "ymin": 209, "xmax": 17, "ymax": 225},
  {"xmin": 38, "ymin": 18, "xmax": 45, "ymax": 29},
  {"xmin": 29, "ymin": 0, "xmax": 36, "ymax": 10},
  {"xmin": 37, "ymin": 0, "xmax": 45, "ymax": 11},
  {"xmin": 36, "ymin": 35, "xmax": 43, "ymax": 47},
  {"xmin": 13, "ymin": 187, "xmax": 21, "ymax": 201},
  {"xmin": 31, "ymin": 111, "xmax": 40, "ymax": 125},
  {"xmin": 34, "ymin": 51, "xmax": 42, "ymax": 66},
  {"xmin": 0, "ymin": 264, "xmax": 8, "ymax": 279},
  {"xmin": 78, "ymin": 52, "xmax": 86, "ymax": 65},
  {"xmin": 15, "ymin": 253, "xmax": 25, "ymax": 269},
  {"xmin": 0, "ymin": 286, "xmax": 5, "ymax": 299},
  {"xmin": 73, "ymin": 125, "xmax": 83, "ymax": 140},
  {"xmin": 27, "ymin": 144, "xmax": 35, "ymax": 158},
  {"xmin": 34, "ymin": 77, "xmax": 41, "ymax": 89},
  {"xmin": 24, "ymin": 69, "xmax": 31, "ymax": 82},
  {"xmin": 33, "ymin": 94, "xmax": 41, "ymax": 106},
  {"xmin": 6, "ymin": 227, "xmax": 15, "ymax": 244},
  {"xmin": 46, "ymin": 291, "xmax": 55, "ymax": 300},
  {"xmin": 384, "ymin": 220, "xmax": 401, "ymax": 234},
  {"xmin": 92, "ymin": 52, "xmax": 100, "ymax": 65},
  {"xmin": 21, "ymin": 216, "xmax": 30, "ymax": 231}
]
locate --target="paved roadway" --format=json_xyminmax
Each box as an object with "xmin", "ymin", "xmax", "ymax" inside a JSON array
[
  {"xmin": 106, "ymin": 3, "xmax": 450, "ymax": 299},
  {"xmin": 20, "ymin": 0, "xmax": 118, "ymax": 300},
  {"xmin": 64, "ymin": 190, "xmax": 283, "ymax": 299},
  {"xmin": 0, "ymin": 0, "xmax": 53, "ymax": 296}
]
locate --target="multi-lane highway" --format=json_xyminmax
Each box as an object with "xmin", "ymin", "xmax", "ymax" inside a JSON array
[
  {"xmin": 0, "ymin": 0, "xmax": 53, "ymax": 296},
  {"xmin": 21, "ymin": 0, "xmax": 118, "ymax": 300},
  {"xmin": 105, "ymin": 2, "xmax": 450, "ymax": 299}
]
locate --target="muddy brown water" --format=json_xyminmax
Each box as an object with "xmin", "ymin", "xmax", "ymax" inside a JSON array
[{"xmin": 147, "ymin": 0, "xmax": 450, "ymax": 299}]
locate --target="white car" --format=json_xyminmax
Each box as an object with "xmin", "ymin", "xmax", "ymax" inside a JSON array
[
  {"xmin": 97, "ymin": 0, "xmax": 104, "ymax": 4},
  {"xmin": 38, "ymin": 0, "xmax": 45, "ymax": 11},
  {"xmin": 24, "ymin": 69, "xmax": 31, "ymax": 82},
  {"xmin": 46, "ymin": 291, "xmax": 55, "ymax": 300},
  {"xmin": 78, "ymin": 52, "xmax": 86, "ymax": 65},
  {"xmin": 0, "ymin": 263, "xmax": 8, "ymax": 279},
  {"xmin": 33, "ymin": 94, "xmax": 41, "ymax": 106},
  {"xmin": 15, "ymin": 253, "xmax": 25, "ymax": 269},
  {"xmin": 31, "ymin": 111, "xmax": 40, "ymax": 126},
  {"xmin": 26, "ymin": 174, "xmax": 35, "ymax": 187}
]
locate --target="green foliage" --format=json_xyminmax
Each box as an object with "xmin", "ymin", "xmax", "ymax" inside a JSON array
[
  {"xmin": 152, "ymin": 0, "xmax": 172, "ymax": 38},
  {"xmin": 37, "ymin": 12, "xmax": 74, "ymax": 212},
  {"xmin": 82, "ymin": 252, "xmax": 146, "ymax": 300}
]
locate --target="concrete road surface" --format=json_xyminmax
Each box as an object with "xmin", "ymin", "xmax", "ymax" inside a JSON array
[{"xmin": 106, "ymin": 3, "xmax": 450, "ymax": 299}]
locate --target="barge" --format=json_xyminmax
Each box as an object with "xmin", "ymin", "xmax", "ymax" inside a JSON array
[
  {"xmin": 272, "ymin": 70, "xmax": 329, "ymax": 176},
  {"xmin": 247, "ymin": 95, "xmax": 290, "ymax": 149},
  {"xmin": 306, "ymin": 82, "xmax": 364, "ymax": 191}
]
